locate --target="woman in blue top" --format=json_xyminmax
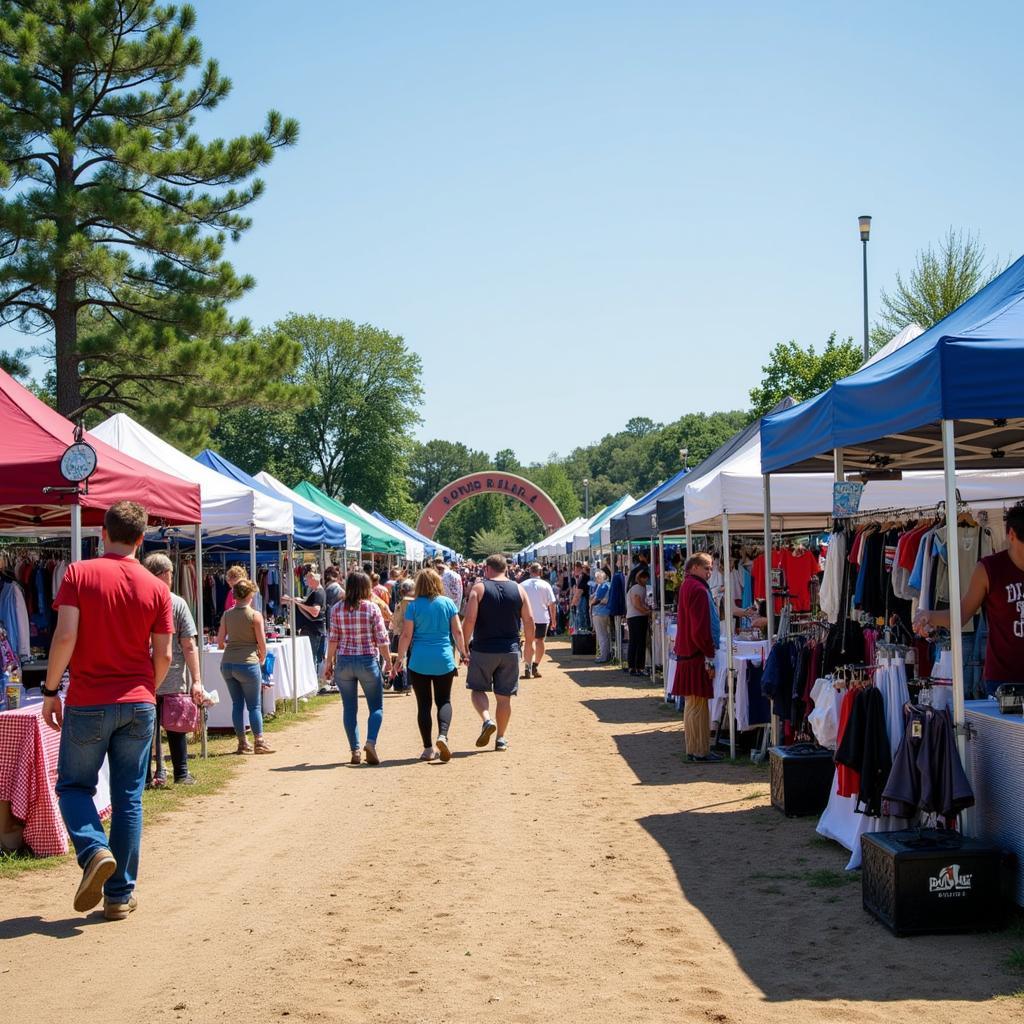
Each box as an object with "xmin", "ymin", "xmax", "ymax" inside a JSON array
[
  {"xmin": 590, "ymin": 570, "xmax": 613, "ymax": 663},
  {"xmin": 390, "ymin": 568, "xmax": 467, "ymax": 762}
]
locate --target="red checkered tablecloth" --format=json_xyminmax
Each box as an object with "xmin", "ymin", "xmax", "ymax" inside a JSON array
[{"xmin": 0, "ymin": 701, "xmax": 68, "ymax": 856}]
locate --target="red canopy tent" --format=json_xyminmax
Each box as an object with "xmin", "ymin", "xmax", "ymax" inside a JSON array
[{"xmin": 0, "ymin": 369, "xmax": 201, "ymax": 530}]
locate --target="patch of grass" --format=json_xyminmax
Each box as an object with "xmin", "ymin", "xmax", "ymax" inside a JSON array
[
  {"xmin": 1006, "ymin": 948, "xmax": 1024, "ymax": 975},
  {"xmin": 994, "ymin": 990, "xmax": 1024, "ymax": 1003},
  {"xmin": 0, "ymin": 694, "xmax": 332, "ymax": 880},
  {"xmin": 807, "ymin": 835, "xmax": 836, "ymax": 849},
  {"xmin": 805, "ymin": 869, "xmax": 859, "ymax": 889}
]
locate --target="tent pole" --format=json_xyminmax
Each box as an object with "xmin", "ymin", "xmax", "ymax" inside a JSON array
[
  {"xmin": 288, "ymin": 534, "xmax": 298, "ymax": 713},
  {"xmin": 658, "ymin": 532, "xmax": 667, "ymax": 693},
  {"xmin": 942, "ymin": 421, "xmax": 969, "ymax": 783},
  {"xmin": 70, "ymin": 501, "xmax": 83, "ymax": 563},
  {"xmin": 195, "ymin": 524, "xmax": 208, "ymax": 760},
  {"xmin": 319, "ymin": 543, "xmax": 326, "ymax": 575},
  {"xmin": 834, "ymin": 447, "xmax": 845, "ymax": 482},
  {"xmin": 763, "ymin": 474, "xmax": 777, "ymax": 746},
  {"xmin": 723, "ymin": 510, "xmax": 736, "ymax": 760},
  {"xmin": 249, "ymin": 525, "xmax": 257, "ymax": 581}
]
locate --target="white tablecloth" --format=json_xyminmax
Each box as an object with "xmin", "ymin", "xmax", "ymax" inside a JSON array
[{"xmin": 201, "ymin": 637, "xmax": 318, "ymax": 730}]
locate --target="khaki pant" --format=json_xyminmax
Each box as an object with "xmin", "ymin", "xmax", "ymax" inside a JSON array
[{"xmin": 683, "ymin": 696, "xmax": 710, "ymax": 757}]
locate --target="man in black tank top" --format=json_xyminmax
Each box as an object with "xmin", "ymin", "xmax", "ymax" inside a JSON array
[{"xmin": 461, "ymin": 554, "xmax": 536, "ymax": 751}]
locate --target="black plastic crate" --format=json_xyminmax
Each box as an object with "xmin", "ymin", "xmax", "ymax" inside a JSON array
[
  {"xmin": 571, "ymin": 632, "xmax": 596, "ymax": 655},
  {"xmin": 769, "ymin": 744, "xmax": 835, "ymax": 817},
  {"xmin": 861, "ymin": 829, "xmax": 1009, "ymax": 936}
]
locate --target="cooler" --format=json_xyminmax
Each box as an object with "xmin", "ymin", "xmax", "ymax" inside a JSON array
[
  {"xmin": 769, "ymin": 744, "xmax": 835, "ymax": 817},
  {"xmin": 861, "ymin": 829, "xmax": 1009, "ymax": 936}
]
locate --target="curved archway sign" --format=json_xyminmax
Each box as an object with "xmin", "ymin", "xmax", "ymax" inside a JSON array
[{"xmin": 416, "ymin": 472, "xmax": 566, "ymax": 540}]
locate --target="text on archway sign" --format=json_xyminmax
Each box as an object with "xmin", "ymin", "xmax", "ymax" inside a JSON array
[{"xmin": 442, "ymin": 477, "xmax": 540, "ymax": 506}]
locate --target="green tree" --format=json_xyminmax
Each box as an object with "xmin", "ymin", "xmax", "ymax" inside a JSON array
[
  {"xmin": 0, "ymin": 344, "xmax": 29, "ymax": 379},
  {"xmin": 749, "ymin": 332, "xmax": 862, "ymax": 419},
  {"xmin": 624, "ymin": 416, "xmax": 659, "ymax": 438},
  {"xmin": 871, "ymin": 229, "xmax": 1003, "ymax": 349},
  {"xmin": 493, "ymin": 447, "xmax": 520, "ymax": 472},
  {"xmin": 209, "ymin": 406, "xmax": 310, "ymax": 486},
  {"xmin": 408, "ymin": 438, "xmax": 489, "ymax": 506},
  {"xmin": 469, "ymin": 526, "xmax": 516, "ymax": 557},
  {"xmin": 522, "ymin": 462, "xmax": 581, "ymax": 523},
  {"xmin": 0, "ymin": 0, "xmax": 299, "ymax": 419},
  {"xmin": 281, "ymin": 314, "xmax": 423, "ymax": 518}
]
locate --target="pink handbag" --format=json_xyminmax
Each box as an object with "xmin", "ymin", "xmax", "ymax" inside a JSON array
[{"xmin": 161, "ymin": 693, "xmax": 199, "ymax": 733}]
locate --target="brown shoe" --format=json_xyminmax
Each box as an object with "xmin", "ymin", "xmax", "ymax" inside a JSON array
[
  {"xmin": 234, "ymin": 738, "xmax": 253, "ymax": 754},
  {"xmin": 253, "ymin": 738, "xmax": 274, "ymax": 754},
  {"xmin": 350, "ymin": 749, "xmax": 362, "ymax": 765},
  {"xmin": 74, "ymin": 848, "xmax": 116, "ymax": 912},
  {"xmin": 363, "ymin": 741, "xmax": 380, "ymax": 765},
  {"xmin": 103, "ymin": 893, "xmax": 138, "ymax": 920}
]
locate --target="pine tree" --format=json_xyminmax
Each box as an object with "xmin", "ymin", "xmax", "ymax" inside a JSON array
[{"xmin": 0, "ymin": 0, "xmax": 299, "ymax": 423}]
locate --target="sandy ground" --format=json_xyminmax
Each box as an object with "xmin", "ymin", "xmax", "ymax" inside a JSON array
[{"xmin": 1, "ymin": 639, "xmax": 1021, "ymax": 1024}]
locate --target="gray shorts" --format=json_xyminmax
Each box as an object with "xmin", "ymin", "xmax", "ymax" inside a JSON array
[{"xmin": 466, "ymin": 650, "xmax": 520, "ymax": 697}]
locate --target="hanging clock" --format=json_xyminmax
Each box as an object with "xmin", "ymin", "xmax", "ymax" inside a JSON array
[{"xmin": 60, "ymin": 441, "xmax": 98, "ymax": 483}]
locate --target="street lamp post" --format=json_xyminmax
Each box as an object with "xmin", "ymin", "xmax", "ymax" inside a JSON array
[
  {"xmin": 583, "ymin": 478, "xmax": 590, "ymax": 517},
  {"xmin": 859, "ymin": 214, "xmax": 872, "ymax": 362}
]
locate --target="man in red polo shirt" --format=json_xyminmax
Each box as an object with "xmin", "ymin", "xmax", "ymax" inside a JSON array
[{"xmin": 43, "ymin": 501, "xmax": 173, "ymax": 920}]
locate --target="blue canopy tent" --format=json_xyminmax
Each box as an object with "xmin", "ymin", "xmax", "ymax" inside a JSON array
[
  {"xmin": 609, "ymin": 473, "xmax": 685, "ymax": 542},
  {"xmin": 760, "ymin": 252, "xmax": 1024, "ymax": 774},
  {"xmin": 196, "ymin": 449, "xmax": 348, "ymax": 549},
  {"xmin": 370, "ymin": 511, "xmax": 458, "ymax": 561}
]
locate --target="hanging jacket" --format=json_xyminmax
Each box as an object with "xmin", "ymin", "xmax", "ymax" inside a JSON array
[{"xmin": 834, "ymin": 687, "xmax": 892, "ymax": 817}]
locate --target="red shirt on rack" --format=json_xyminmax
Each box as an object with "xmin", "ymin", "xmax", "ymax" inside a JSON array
[{"xmin": 783, "ymin": 548, "xmax": 818, "ymax": 613}]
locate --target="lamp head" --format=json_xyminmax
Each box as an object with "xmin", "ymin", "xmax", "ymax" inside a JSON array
[{"xmin": 858, "ymin": 214, "xmax": 872, "ymax": 242}]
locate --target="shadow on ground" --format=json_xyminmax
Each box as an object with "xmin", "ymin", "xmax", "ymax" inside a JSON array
[{"xmin": 639, "ymin": 805, "xmax": 1020, "ymax": 1003}]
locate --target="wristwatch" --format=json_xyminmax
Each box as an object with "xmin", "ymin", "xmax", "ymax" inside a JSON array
[{"xmin": 40, "ymin": 683, "xmax": 61, "ymax": 697}]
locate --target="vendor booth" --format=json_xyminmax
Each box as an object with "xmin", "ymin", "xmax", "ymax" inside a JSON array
[
  {"xmin": 761, "ymin": 253, "xmax": 1024, "ymax": 900},
  {"xmin": 0, "ymin": 373, "xmax": 201, "ymax": 856},
  {"xmin": 349, "ymin": 502, "xmax": 423, "ymax": 562}
]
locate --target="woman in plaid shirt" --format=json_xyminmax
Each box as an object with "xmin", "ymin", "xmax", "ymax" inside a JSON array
[{"xmin": 322, "ymin": 572, "xmax": 394, "ymax": 765}]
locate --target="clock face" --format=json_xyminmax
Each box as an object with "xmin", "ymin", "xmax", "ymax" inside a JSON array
[{"xmin": 60, "ymin": 442, "xmax": 97, "ymax": 483}]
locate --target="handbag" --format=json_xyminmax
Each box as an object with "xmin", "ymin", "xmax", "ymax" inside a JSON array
[{"xmin": 161, "ymin": 692, "xmax": 199, "ymax": 733}]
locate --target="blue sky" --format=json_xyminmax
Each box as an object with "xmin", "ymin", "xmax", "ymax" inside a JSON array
[{"xmin": 5, "ymin": 2, "xmax": 1024, "ymax": 463}]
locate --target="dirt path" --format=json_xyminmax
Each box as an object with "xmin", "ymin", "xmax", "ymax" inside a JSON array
[{"xmin": 2, "ymin": 640, "xmax": 1020, "ymax": 1024}]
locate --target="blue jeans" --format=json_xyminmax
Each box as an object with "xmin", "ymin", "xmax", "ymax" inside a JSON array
[
  {"xmin": 56, "ymin": 702, "xmax": 156, "ymax": 903},
  {"xmin": 221, "ymin": 662, "xmax": 264, "ymax": 737},
  {"xmin": 306, "ymin": 633, "xmax": 326, "ymax": 677},
  {"xmin": 335, "ymin": 655, "xmax": 384, "ymax": 751}
]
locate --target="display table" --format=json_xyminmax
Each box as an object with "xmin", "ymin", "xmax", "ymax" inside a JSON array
[
  {"xmin": 965, "ymin": 699, "xmax": 1024, "ymax": 906},
  {"xmin": 201, "ymin": 636, "xmax": 318, "ymax": 730},
  {"xmin": 0, "ymin": 695, "xmax": 111, "ymax": 857}
]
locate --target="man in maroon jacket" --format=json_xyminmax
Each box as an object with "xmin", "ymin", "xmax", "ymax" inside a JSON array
[{"xmin": 672, "ymin": 553, "xmax": 721, "ymax": 762}]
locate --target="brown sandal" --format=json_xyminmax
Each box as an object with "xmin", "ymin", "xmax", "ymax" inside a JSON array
[
  {"xmin": 253, "ymin": 738, "xmax": 274, "ymax": 754},
  {"xmin": 350, "ymin": 749, "xmax": 362, "ymax": 765},
  {"xmin": 235, "ymin": 739, "xmax": 253, "ymax": 754}
]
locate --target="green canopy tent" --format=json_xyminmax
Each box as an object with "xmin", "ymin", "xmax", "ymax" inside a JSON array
[{"xmin": 293, "ymin": 481, "xmax": 405, "ymax": 556}]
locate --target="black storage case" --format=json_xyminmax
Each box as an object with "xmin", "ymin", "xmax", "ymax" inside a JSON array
[
  {"xmin": 571, "ymin": 632, "xmax": 596, "ymax": 655},
  {"xmin": 861, "ymin": 829, "xmax": 1009, "ymax": 936},
  {"xmin": 769, "ymin": 744, "xmax": 835, "ymax": 817}
]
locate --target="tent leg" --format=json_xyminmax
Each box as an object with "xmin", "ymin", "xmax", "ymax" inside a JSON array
[
  {"xmin": 320, "ymin": 543, "xmax": 326, "ymax": 575},
  {"xmin": 249, "ymin": 525, "xmax": 257, "ymax": 581},
  {"xmin": 942, "ymin": 420, "xmax": 970, "ymax": 818},
  {"xmin": 763, "ymin": 474, "xmax": 777, "ymax": 746},
  {"xmin": 723, "ymin": 510, "xmax": 735, "ymax": 760},
  {"xmin": 71, "ymin": 502, "xmax": 83, "ymax": 563},
  {"xmin": 288, "ymin": 534, "xmax": 298, "ymax": 714},
  {"xmin": 658, "ymin": 533, "xmax": 667, "ymax": 694},
  {"xmin": 195, "ymin": 524, "xmax": 208, "ymax": 760}
]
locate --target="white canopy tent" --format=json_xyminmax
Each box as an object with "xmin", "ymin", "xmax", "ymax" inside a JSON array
[
  {"xmin": 348, "ymin": 502, "xmax": 423, "ymax": 562},
  {"xmin": 537, "ymin": 517, "xmax": 588, "ymax": 558},
  {"xmin": 92, "ymin": 414, "xmax": 294, "ymax": 536}
]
